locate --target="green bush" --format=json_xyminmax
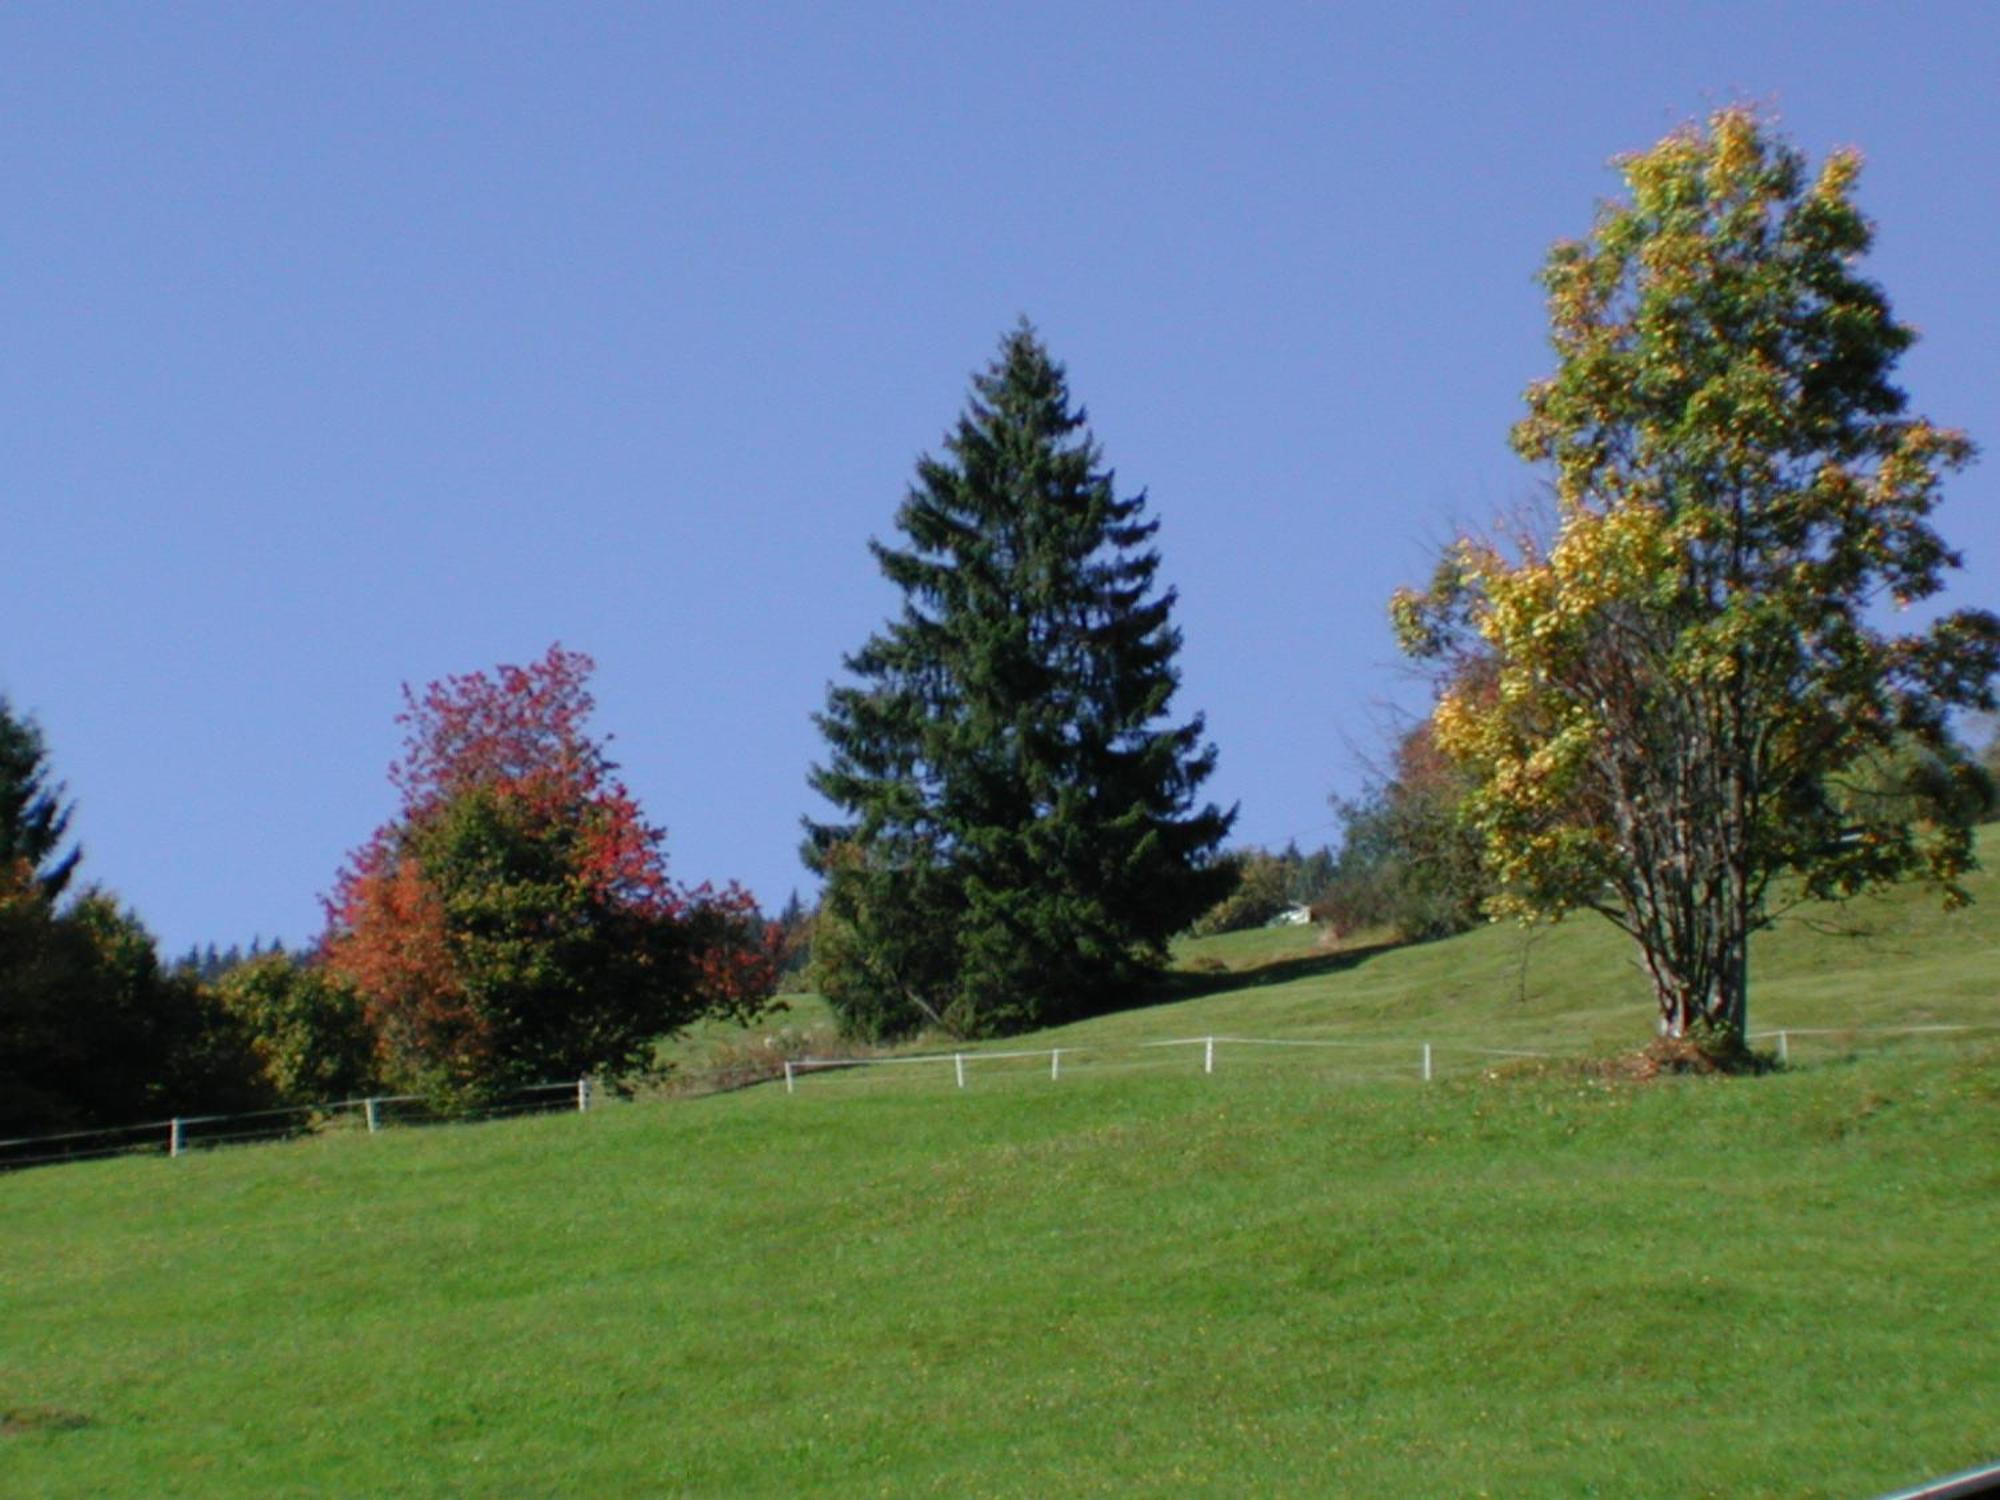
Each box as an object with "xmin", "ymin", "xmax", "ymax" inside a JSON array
[{"xmin": 215, "ymin": 954, "xmax": 380, "ymax": 1106}]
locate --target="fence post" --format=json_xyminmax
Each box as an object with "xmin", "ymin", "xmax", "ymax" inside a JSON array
[
  {"xmin": 577, "ymin": 1077, "xmax": 591, "ymax": 1113},
  {"xmin": 784, "ymin": 1060, "xmax": 795, "ymax": 1095},
  {"xmin": 169, "ymin": 1118, "xmax": 184, "ymax": 1158},
  {"xmin": 954, "ymin": 1053, "xmax": 966, "ymax": 1089},
  {"xmin": 1422, "ymin": 1043, "xmax": 1432, "ymax": 1082},
  {"xmin": 1777, "ymin": 1030, "xmax": 1789, "ymax": 1064},
  {"xmin": 1204, "ymin": 1036, "xmax": 1215, "ymax": 1075},
  {"xmin": 1050, "ymin": 1048, "xmax": 1061, "ymax": 1081},
  {"xmin": 365, "ymin": 1097, "xmax": 379, "ymax": 1134}
]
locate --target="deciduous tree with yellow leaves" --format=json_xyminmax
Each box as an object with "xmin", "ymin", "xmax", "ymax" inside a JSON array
[{"xmin": 1394, "ymin": 108, "xmax": 1999, "ymax": 1049}]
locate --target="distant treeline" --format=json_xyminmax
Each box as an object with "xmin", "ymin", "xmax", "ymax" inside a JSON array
[{"xmin": 171, "ymin": 936, "xmax": 291, "ymax": 985}]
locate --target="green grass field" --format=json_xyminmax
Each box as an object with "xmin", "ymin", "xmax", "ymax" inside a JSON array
[{"xmin": 4, "ymin": 853, "xmax": 1996, "ymax": 1496}]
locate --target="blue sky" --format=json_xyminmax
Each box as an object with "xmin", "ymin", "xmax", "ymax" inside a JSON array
[{"xmin": 5, "ymin": 2, "xmax": 1996, "ymax": 956}]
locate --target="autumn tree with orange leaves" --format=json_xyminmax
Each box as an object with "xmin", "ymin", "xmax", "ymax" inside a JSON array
[{"xmin": 324, "ymin": 647, "xmax": 777, "ymax": 1102}]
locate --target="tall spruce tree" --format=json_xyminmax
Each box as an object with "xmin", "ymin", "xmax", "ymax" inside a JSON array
[{"xmin": 805, "ymin": 324, "xmax": 1235, "ymax": 1039}]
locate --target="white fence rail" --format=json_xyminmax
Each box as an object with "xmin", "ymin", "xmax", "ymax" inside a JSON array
[
  {"xmin": 0, "ymin": 1079, "xmax": 596, "ymax": 1172},
  {"xmin": 5, "ymin": 1021, "xmax": 1992, "ymax": 1172},
  {"xmin": 780, "ymin": 1022, "xmax": 1996, "ymax": 1095},
  {"xmin": 780, "ymin": 1032, "xmax": 1556, "ymax": 1093}
]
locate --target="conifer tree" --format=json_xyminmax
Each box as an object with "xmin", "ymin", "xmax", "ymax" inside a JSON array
[
  {"xmin": 806, "ymin": 325, "xmax": 1235, "ymax": 1038},
  {"xmin": 0, "ymin": 696, "xmax": 80, "ymax": 902}
]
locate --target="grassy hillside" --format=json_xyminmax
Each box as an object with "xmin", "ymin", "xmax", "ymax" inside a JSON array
[
  {"xmin": 3, "ymin": 853, "xmax": 1996, "ymax": 1497},
  {"xmin": 679, "ymin": 844, "xmax": 2000, "ymax": 1084}
]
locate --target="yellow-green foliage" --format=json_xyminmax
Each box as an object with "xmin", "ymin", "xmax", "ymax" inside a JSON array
[
  {"xmin": 214, "ymin": 955, "xmax": 378, "ymax": 1106},
  {"xmin": 1394, "ymin": 107, "xmax": 2000, "ymax": 1036}
]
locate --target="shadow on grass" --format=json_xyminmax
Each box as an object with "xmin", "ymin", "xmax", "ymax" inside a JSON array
[{"xmin": 1149, "ymin": 940, "xmax": 1406, "ymax": 1007}]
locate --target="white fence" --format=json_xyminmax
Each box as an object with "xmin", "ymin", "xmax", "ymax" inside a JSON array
[
  {"xmin": 779, "ymin": 1022, "xmax": 1995, "ymax": 1094},
  {"xmin": 0, "ymin": 1078, "xmax": 597, "ymax": 1171},
  {"xmin": 4, "ymin": 1022, "xmax": 1991, "ymax": 1172},
  {"xmin": 779, "ymin": 1033, "xmax": 1557, "ymax": 1094}
]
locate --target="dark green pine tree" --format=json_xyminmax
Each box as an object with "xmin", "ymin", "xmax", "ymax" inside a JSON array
[
  {"xmin": 805, "ymin": 324, "xmax": 1236, "ymax": 1039},
  {"xmin": 1, "ymin": 696, "xmax": 80, "ymax": 902}
]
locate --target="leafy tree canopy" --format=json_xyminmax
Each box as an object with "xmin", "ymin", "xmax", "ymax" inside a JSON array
[
  {"xmin": 1319, "ymin": 709, "xmax": 1489, "ymax": 945},
  {"xmin": 2, "ymin": 865, "xmax": 266, "ymax": 1140},
  {"xmin": 1394, "ymin": 108, "xmax": 2000, "ymax": 1045},
  {"xmin": 324, "ymin": 646, "xmax": 777, "ymax": 1102},
  {"xmin": 214, "ymin": 953, "xmax": 378, "ymax": 1107}
]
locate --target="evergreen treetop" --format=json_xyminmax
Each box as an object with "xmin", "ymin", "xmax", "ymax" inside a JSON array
[{"xmin": 0, "ymin": 696, "xmax": 80, "ymax": 903}]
